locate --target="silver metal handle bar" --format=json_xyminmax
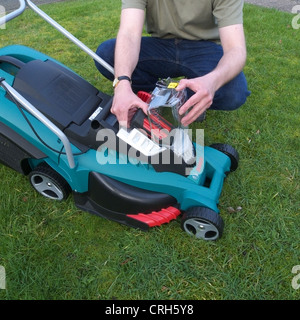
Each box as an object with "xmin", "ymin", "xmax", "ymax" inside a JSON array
[
  {"xmin": 0, "ymin": 0, "xmax": 114, "ymax": 76},
  {"xmin": 0, "ymin": 0, "xmax": 26, "ymax": 26},
  {"xmin": 0, "ymin": 79, "xmax": 76, "ymax": 169},
  {"xmin": 26, "ymin": 0, "xmax": 114, "ymax": 76}
]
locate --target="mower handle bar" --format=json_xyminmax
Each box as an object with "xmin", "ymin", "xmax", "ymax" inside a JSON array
[
  {"xmin": 0, "ymin": 0, "xmax": 114, "ymax": 76},
  {"xmin": 0, "ymin": 0, "xmax": 26, "ymax": 25}
]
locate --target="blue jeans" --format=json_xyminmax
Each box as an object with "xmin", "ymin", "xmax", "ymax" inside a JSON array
[{"xmin": 95, "ymin": 37, "xmax": 250, "ymax": 111}]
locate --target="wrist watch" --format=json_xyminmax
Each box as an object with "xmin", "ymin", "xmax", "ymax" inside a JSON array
[{"xmin": 113, "ymin": 75, "xmax": 132, "ymax": 88}]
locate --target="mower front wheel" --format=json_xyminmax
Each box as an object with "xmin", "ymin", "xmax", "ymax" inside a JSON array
[
  {"xmin": 210, "ymin": 143, "xmax": 239, "ymax": 172},
  {"xmin": 29, "ymin": 163, "xmax": 71, "ymax": 201},
  {"xmin": 181, "ymin": 207, "xmax": 224, "ymax": 241}
]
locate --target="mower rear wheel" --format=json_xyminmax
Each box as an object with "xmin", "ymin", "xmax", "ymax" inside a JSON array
[
  {"xmin": 181, "ymin": 207, "xmax": 224, "ymax": 240},
  {"xmin": 210, "ymin": 143, "xmax": 239, "ymax": 172},
  {"xmin": 29, "ymin": 163, "xmax": 70, "ymax": 201}
]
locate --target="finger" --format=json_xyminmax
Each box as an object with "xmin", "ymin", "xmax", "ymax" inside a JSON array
[
  {"xmin": 120, "ymin": 103, "xmax": 148, "ymax": 128},
  {"xmin": 128, "ymin": 106, "xmax": 138, "ymax": 117},
  {"xmin": 179, "ymin": 94, "xmax": 199, "ymax": 115},
  {"xmin": 136, "ymin": 100, "xmax": 149, "ymax": 115},
  {"xmin": 115, "ymin": 108, "xmax": 130, "ymax": 128},
  {"xmin": 181, "ymin": 102, "xmax": 209, "ymax": 126},
  {"xmin": 118, "ymin": 118, "xmax": 129, "ymax": 128},
  {"xmin": 176, "ymin": 79, "xmax": 189, "ymax": 91},
  {"xmin": 181, "ymin": 110, "xmax": 198, "ymax": 127}
]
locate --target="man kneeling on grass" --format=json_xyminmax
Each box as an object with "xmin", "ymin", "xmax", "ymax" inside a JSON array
[{"xmin": 95, "ymin": 0, "xmax": 250, "ymax": 128}]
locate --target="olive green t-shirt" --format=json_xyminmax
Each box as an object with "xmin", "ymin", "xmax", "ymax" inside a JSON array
[{"xmin": 121, "ymin": 0, "xmax": 244, "ymax": 41}]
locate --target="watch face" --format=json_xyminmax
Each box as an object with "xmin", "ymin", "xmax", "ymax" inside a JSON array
[{"xmin": 113, "ymin": 78, "xmax": 118, "ymax": 87}]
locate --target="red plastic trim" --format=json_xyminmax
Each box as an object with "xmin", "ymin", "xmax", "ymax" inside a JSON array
[
  {"xmin": 127, "ymin": 206, "xmax": 181, "ymax": 227},
  {"xmin": 137, "ymin": 91, "xmax": 151, "ymax": 102}
]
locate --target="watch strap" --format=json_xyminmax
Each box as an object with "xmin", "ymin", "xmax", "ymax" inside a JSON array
[{"xmin": 113, "ymin": 76, "xmax": 132, "ymax": 88}]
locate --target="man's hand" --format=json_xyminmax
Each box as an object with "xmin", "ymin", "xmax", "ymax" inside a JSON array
[
  {"xmin": 112, "ymin": 8, "xmax": 147, "ymax": 127},
  {"xmin": 111, "ymin": 81, "xmax": 148, "ymax": 128},
  {"xmin": 176, "ymin": 76, "xmax": 216, "ymax": 126},
  {"xmin": 176, "ymin": 24, "xmax": 247, "ymax": 127}
]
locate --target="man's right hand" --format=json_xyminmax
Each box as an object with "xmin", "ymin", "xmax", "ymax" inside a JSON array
[{"xmin": 111, "ymin": 81, "xmax": 149, "ymax": 128}]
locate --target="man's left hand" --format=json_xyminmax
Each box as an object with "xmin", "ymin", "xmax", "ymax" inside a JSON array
[{"xmin": 176, "ymin": 77, "xmax": 216, "ymax": 126}]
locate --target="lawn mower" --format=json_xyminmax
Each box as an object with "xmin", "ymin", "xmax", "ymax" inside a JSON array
[{"xmin": 0, "ymin": 0, "xmax": 239, "ymax": 240}]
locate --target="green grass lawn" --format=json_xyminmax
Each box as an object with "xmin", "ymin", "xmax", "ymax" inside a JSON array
[{"xmin": 0, "ymin": 0, "xmax": 299, "ymax": 300}]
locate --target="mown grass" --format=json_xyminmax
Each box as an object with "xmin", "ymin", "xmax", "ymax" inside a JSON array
[{"xmin": 0, "ymin": 0, "xmax": 299, "ymax": 300}]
